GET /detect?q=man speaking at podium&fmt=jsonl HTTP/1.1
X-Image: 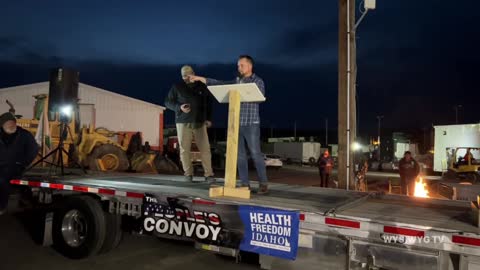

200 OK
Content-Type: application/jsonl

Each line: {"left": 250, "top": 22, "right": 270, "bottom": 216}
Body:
{"left": 189, "top": 55, "right": 268, "bottom": 194}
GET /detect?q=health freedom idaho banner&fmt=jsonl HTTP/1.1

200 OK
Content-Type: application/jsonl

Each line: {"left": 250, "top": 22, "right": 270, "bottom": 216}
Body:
{"left": 239, "top": 206, "right": 300, "bottom": 260}
{"left": 142, "top": 193, "right": 300, "bottom": 260}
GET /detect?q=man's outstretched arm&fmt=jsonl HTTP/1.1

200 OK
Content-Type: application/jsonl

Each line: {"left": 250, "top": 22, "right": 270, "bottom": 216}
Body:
{"left": 189, "top": 75, "right": 235, "bottom": 86}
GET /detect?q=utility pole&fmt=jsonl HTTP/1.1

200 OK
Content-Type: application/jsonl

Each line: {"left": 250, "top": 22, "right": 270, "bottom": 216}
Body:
{"left": 338, "top": 0, "right": 356, "bottom": 190}
{"left": 376, "top": 115, "right": 383, "bottom": 161}
{"left": 454, "top": 105, "right": 462, "bottom": 124}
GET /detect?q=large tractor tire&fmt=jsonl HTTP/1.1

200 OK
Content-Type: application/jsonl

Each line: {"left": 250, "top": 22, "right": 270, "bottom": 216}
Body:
{"left": 154, "top": 155, "right": 181, "bottom": 174}
{"left": 52, "top": 196, "right": 107, "bottom": 259}
{"left": 442, "top": 170, "right": 457, "bottom": 181}
{"left": 88, "top": 144, "right": 129, "bottom": 172}
{"left": 465, "top": 172, "right": 480, "bottom": 183}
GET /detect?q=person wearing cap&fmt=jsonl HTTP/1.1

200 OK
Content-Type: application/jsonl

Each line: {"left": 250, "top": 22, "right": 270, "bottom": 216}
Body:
{"left": 398, "top": 151, "right": 420, "bottom": 196}
{"left": 164, "top": 65, "right": 215, "bottom": 183}
{"left": 317, "top": 150, "right": 334, "bottom": 188}
{"left": 188, "top": 55, "right": 269, "bottom": 195}
{"left": 0, "top": 112, "right": 39, "bottom": 215}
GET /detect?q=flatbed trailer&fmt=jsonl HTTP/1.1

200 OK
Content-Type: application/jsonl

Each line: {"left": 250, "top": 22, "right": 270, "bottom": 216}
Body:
{"left": 9, "top": 173, "right": 480, "bottom": 270}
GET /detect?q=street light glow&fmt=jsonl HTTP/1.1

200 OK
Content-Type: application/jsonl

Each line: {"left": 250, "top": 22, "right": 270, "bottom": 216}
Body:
{"left": 352, "top": 142, "right": 362, "bottom": 151}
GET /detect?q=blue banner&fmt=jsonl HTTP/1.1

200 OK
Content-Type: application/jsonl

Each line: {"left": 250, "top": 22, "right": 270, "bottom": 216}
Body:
{"left": 239, "top": 205, "right": 300, "bottom": 260}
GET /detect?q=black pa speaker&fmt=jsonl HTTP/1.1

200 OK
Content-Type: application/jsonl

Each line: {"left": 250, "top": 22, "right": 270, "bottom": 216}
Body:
{"left": 48, "top": 68, "right": 79, "bottom": 110}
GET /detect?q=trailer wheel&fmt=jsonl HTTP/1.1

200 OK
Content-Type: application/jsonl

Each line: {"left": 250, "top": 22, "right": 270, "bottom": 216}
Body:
{"left": 99, "top": 212, "right": 123, "bottom": 254}
{"left": 88, "top": 144, "right": 129, "bottom": 172}
{"left": 52, "top": 196, "right": 106, "bottom": 259}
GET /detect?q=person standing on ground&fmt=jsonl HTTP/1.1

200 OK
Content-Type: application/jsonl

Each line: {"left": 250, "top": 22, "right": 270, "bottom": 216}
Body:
{"left": 165, "top": 65, "right": 215, "bottom": 183}
{"left": 0, "top": 112, "right": 39, "bottom": 215}
{"left": 398, "top": 151, "right": 420, "bottom": 196}
{"left": 318, "top": 150, "right": 334, "bottom": 188}
{"left": 188, "top": 55, "right": 268, "bottom": 194}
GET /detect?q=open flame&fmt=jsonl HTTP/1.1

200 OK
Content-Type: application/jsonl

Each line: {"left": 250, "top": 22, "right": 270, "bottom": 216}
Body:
{"left": 414, "top": 177, "right": 429, "bottom": 198}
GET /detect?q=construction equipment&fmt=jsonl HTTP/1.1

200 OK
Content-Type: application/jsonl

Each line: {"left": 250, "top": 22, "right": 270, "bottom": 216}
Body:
{"left": 444, "top": 147, "right": 480, "bottom": 182}
{"left": 434, "top": 124, "right": 480, "bottom": 173}
{"left": 9, "top": 93, "right": 156, "bottom": 173}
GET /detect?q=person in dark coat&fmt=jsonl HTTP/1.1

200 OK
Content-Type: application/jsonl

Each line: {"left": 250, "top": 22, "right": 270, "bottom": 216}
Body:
{"left": 398, "top": 151, "right": 420, "bottom": 196}
{"left": 0, "top": 112, "right": 39, "bottom": 215}
{"left": 165, "top": 65, "right": 214, "bottom": 183}
{"left": 318, "top": 150, "right": 334, "bottom": 188}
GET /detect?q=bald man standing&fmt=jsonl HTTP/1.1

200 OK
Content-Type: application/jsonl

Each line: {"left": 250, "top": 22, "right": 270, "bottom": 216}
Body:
{"left": 165, "top": 66, "right": 215, "bottom": 183}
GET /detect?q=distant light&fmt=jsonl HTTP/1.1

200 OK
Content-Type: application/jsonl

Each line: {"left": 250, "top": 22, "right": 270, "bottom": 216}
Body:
{"left": 352, "top": 142, "right": 362, "bottom": 151}
{"left": 60, "top": 105, "right": 72, "bottom": 117}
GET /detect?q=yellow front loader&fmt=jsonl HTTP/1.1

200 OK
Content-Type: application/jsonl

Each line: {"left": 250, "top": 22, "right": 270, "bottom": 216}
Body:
{"left": 11, "top": 95, "right": 154, "bottom": 173}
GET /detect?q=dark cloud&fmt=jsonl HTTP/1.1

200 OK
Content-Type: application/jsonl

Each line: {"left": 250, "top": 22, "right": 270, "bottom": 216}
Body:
{"left": 1, "top": 0, "right": 480, "bottom": 138}
{"left": 0, "top": 36, "right": 59, "bottom": 64}
{"left": 264, "top": 22, "right": 338, "bottom": 66}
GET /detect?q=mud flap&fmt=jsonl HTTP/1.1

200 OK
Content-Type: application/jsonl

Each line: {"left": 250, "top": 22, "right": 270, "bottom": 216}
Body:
{"left": 43, "top": 212, "right": 54, "bottom": 246}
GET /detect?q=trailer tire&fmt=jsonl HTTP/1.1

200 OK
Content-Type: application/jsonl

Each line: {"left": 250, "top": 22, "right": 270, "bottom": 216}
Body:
{"left": 99, "top": 212, "right": 123, "bottom": 254}
{"left": 309, "top": 157, "right": 316, "bottom": 166}
{"left": 52, "top": 196, "right": 107, "bottom": 259}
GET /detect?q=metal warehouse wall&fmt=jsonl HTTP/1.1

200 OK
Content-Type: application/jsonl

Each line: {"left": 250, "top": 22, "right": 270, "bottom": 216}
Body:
{"left": 0, "top": 82, "right": 164, "bottom": 148}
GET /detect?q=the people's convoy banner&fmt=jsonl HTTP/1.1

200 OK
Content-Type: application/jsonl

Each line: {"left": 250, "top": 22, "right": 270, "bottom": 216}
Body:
{"left": 142, "top": 193, "right": 300, "bottom": 260}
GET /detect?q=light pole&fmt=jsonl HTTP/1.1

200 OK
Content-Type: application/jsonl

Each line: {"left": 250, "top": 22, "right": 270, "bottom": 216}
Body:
{"left": 294, "top": 121, "right": 297, "bottom": 139}
{"left": 377, "top": 115, "right": 384, "bottom": 161}
{"left": 325, "top": 118, "right": 328, "bottom": 146}
{"left": 454, "top": 105, "right": 462, "bottom": 124}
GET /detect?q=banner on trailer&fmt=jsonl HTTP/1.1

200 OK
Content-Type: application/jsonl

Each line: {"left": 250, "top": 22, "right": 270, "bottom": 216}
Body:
{"left": 142, "top": 193, "right": 244, "bottom": 248}
{"left": 142, "top": 194, "right": 300, "bottom": 260}
{"left": 238, "top": 206, "right": 300, "bottom": 260}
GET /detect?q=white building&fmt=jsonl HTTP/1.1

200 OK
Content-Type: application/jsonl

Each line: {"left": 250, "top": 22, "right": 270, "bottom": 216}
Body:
{"left": 0, "top": 82, "right": 165, "bottom": 151}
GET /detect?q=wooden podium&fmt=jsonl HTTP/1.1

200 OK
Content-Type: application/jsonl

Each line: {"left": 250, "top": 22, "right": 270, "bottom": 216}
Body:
{"left": 207, "top": 83, "right": 266, "bottom": 199}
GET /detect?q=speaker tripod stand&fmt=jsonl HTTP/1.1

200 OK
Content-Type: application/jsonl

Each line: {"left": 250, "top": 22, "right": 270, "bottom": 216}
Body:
{"left": 28, "top": 121, "right": 86, "bottom": 177}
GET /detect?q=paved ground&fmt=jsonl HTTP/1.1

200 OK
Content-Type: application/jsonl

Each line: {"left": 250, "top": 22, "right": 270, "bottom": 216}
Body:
{"left": 0, "top": 166, "right": 430, "bottom": 269}
{"left": 0, "top": 212, "right": 259, "bottom": 270}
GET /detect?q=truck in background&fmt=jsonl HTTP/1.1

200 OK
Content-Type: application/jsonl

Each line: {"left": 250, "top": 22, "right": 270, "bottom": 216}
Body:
{"left": 273, "top": 142, "right": 322, "bottom": 165}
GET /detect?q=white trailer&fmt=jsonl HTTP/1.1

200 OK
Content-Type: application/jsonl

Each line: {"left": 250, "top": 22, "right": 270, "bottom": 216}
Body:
{"left": 273, "top": 142, "right": 322, "bottom": 164}
{"left": 434, "top": 124, "right": 480, "bottom": 172}
{"left": 8, "top": 172, "right": 480, "bottom": 269}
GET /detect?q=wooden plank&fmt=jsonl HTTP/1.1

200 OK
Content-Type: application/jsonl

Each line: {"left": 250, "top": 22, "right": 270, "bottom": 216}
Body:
{"left": 224, "top": 187, "right": 251, "bottom": 199}
{"left": 224, "top": 90, "right": 241, "bottom": 189}
{"left": 209, "top": 186, "right": 224, "bottom": 197}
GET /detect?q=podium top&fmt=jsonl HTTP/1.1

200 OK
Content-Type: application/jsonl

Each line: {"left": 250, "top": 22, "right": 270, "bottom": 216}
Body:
{"left": 207, "top": 83, "right": 266, "bottom": 103}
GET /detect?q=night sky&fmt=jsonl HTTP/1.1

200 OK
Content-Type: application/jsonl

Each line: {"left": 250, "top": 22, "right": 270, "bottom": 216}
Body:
{"left": 0, "top": 0, "right": 479, "bottom": 138}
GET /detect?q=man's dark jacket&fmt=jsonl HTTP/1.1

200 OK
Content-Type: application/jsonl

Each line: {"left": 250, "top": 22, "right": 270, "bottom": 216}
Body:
{"left": 164, "top": 81, "right": 212, "bottom": 124}
{"left": 318, "top": 155, "right": 334, "bottom": 174}
{"left": 0, "top": 127, "right": 39, "bottom": 178}
{"left": 399, "top": 157, "right": 420, "bottom": 180}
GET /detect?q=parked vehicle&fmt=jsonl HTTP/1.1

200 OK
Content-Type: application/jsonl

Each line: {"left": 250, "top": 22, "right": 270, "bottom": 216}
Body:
{"left": 264, "top": 154, "right": 283, "bottom": 169}
{"left": 273, "top": 142, "right": 321, "bottom": 165}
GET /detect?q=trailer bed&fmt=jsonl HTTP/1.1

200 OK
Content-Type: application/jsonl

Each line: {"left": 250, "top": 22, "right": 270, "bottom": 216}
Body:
{"left": 20, "top": 173, "right": 479, "bottom": 235}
